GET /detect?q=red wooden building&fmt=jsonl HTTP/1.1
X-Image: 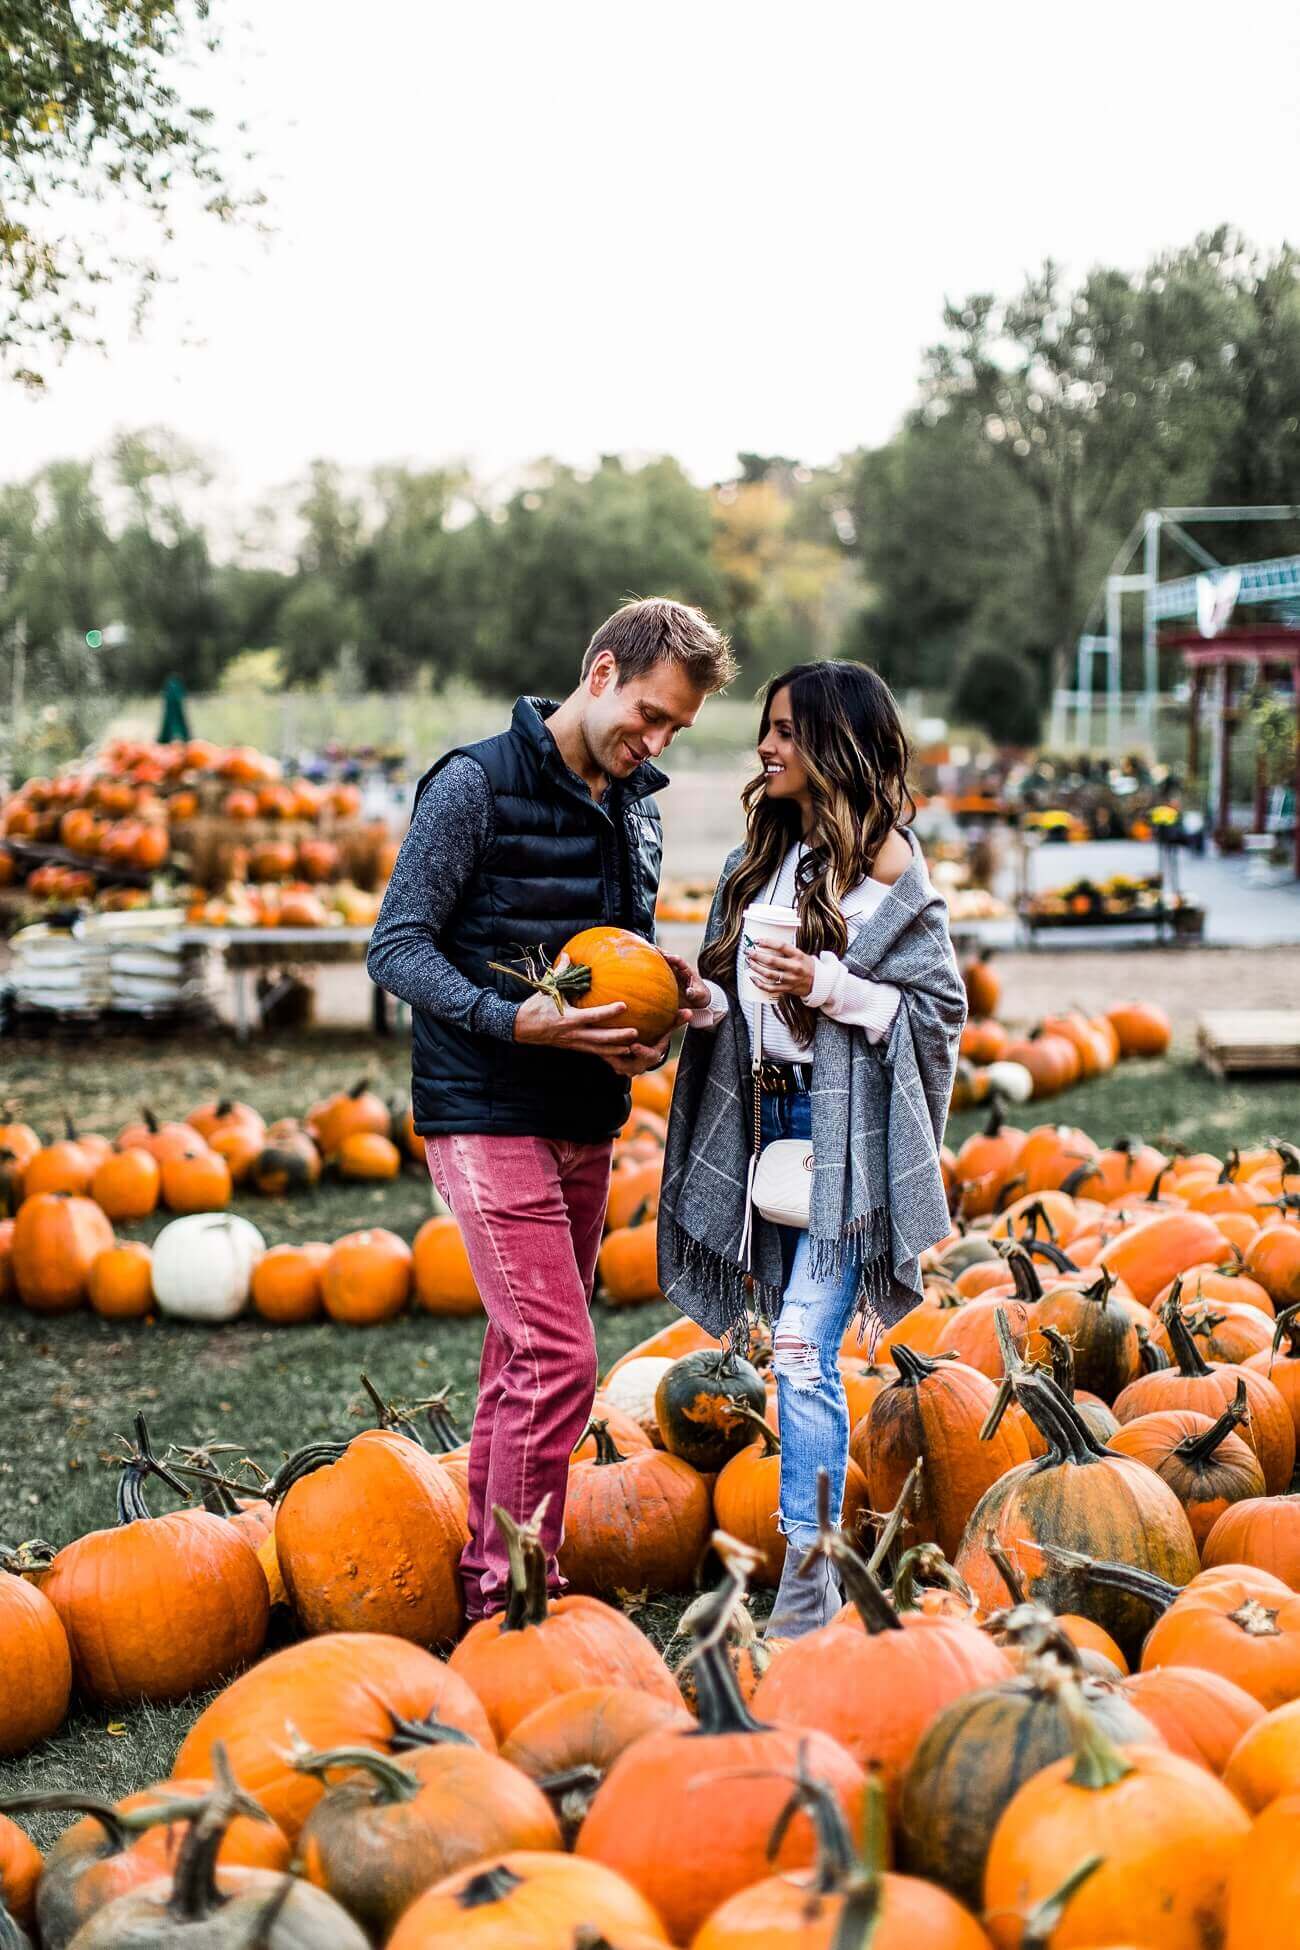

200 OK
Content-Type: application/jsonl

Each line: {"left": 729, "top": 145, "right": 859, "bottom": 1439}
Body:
{"left": 1161, "top": 625, "right": 1300, "bottom": 877}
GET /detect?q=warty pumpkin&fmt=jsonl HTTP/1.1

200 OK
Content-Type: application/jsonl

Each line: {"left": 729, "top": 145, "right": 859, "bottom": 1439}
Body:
{"left": 558, "top": 1420, "right": 710, "bottom": 1597}
{"left": 448, "top": 1505, "right": 681, "bottom": 1743}
{"left": 272, "top": 1427, "right": 467, "bottom": 1646}
{"left": 293, "top": 1740, "right": 561, "bottom": 1940}
{"left": 982, "top": 1683, "right": 1251, "bottom": 1950}
{"left": 39, "top": 1417, "right": 268, "bottom": 1707}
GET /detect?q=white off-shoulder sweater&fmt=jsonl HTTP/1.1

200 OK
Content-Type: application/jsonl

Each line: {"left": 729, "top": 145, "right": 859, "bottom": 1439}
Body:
{"left": 689, "top": 841, "right": 904, "bottom": 1061}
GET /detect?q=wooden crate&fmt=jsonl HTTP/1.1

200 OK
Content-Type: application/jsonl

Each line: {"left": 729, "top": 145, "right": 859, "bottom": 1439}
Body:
{"left": 1198, "top": 1011, "right": 1300, "bottom": 1078}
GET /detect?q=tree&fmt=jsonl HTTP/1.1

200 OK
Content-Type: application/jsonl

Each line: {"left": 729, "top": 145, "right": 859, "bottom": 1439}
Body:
{"left": 108, "top": 429, "right": 226, "bottom": 689}
{"left": 1, "top": 0, "right": 262, "bottom": 387}
{"left": 921, "top": 238, "right": 1243, "bottom": 687}
{"left": 951, "top": 647, "right": 1042, "bottom": 747}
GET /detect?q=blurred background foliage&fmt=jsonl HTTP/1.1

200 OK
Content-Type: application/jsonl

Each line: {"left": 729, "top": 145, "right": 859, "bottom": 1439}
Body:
{"left": 3, "top": 229, "right": 1299, "bottom": 749}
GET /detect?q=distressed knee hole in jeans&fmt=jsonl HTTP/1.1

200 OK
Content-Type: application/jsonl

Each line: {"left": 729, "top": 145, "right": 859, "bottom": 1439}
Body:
{"left": 773, "top": 1321, "right": 822, "bottom": 1392}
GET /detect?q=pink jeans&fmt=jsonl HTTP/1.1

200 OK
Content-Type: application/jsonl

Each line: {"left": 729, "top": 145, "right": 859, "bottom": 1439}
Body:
{"left": 424, "top": 1132, "right": 613, "bottom": 1618}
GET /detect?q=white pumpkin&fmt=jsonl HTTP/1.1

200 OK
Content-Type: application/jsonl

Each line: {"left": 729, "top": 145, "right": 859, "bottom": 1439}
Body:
{"left": 984, "top": 1059, "right": 1036, "bottom": 1105}
{"left": 151, "top": 1213, "right": 265, "bottom": 1322}
{"left": 601, "top": 1355, "right": 674, "bottom": 1446}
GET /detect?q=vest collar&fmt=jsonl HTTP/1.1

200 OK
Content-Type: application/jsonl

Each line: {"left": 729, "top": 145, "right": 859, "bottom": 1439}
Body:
{"left": 512, "top": 695, "right": 669, "bottom": 808}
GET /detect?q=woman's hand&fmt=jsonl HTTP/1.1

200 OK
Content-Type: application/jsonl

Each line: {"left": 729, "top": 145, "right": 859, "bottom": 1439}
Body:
{"left": 662, "top": 950, "right": 712, "bottom": 1012}
{"left": 746, "top": 940, "right": 817, "bottom": 999}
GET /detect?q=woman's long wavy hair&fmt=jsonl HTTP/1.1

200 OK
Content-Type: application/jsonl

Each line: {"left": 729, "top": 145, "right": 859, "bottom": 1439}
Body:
{"left": 700, "top": 660, "right": 915, "bottom": 1046}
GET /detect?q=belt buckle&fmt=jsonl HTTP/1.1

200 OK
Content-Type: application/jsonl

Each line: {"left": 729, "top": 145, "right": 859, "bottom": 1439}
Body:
{"left": 757, "top": 1060, "right": 788, "bottom": 1096}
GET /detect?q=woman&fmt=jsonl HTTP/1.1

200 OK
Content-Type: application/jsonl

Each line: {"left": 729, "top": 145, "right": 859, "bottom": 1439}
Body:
{"left": 658, "top": 661, "right": 966, "bottom": 1638}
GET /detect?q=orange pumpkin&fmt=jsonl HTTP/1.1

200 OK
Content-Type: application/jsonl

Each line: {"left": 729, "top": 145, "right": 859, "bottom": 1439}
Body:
{"left": 599, "top": 1222, "right": 664, "bottom": 1305}
{"left": 513, "top": 927, "right": 681, "bottom": 1045}
{"left": 250, "top": 1242, "right": 330, "bottom": 1324}
{"left": 90, "top": 1146, "right": 160, "bottom": 1222}
{"left": 1248, "top": 1225, "right": 1300, "bottom": 1309}
{"left": 321, "top": 1229, "right": 412, "bottom": 1324}
{"left": 87, "top": 1243, "right": 153, "bottom": 1321}
{"left": 307, "top": 1078, "right": 393, "bottom": 1156}
{"left": 412, "top": 1215, "right": 482, "bottom": 1316}
{"left": 159, "top": 1142, "right": 233, "bottom": 1215}
{"left": 12, "top": 1192, "right": 115, "bottom": 1314}
{"left": 1107, "top": 1000, "right": 1172, "bottom": 1057}
{"left": 335, "top": 1131, "right": 402, "bottom": 1180}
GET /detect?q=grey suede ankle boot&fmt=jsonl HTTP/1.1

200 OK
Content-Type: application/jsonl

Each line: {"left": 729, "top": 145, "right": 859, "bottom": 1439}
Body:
{"left": 763, "top": 1543, "right": 843, "bottom": 1639}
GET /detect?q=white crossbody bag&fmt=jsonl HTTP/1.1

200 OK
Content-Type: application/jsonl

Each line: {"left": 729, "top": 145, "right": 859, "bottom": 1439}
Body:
{"left": 738, "top": 938, "right": 813, "bottom": 1268}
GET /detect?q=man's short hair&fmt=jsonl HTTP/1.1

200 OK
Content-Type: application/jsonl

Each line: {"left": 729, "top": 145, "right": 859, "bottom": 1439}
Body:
{"left": 582, "top": 597, "right": 736, "bottom": 694}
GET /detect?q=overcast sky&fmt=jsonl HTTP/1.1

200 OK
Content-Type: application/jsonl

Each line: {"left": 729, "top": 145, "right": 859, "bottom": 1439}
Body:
{"left": 3, "top": 0, "right": 1299, "bottom": 514}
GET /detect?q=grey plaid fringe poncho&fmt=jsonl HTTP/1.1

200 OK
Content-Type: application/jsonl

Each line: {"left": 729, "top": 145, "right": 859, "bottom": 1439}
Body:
{"left": 657, "top": 828, "right": 966, "bottom": 1346}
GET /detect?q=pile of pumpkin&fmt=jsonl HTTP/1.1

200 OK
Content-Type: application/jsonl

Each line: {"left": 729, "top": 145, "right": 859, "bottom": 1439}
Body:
{"left": 0, "top": 1068, "right": 678, "bottom": 1324}
{"left": 6, "top": 1148, "right": 1300, "bottom": 1946}
{"left": 952, "top": 953, "right": 1173, "bottom": 1111}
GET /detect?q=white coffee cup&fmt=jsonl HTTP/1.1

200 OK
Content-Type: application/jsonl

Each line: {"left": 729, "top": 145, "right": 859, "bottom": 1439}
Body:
{"left": 738, "top": 902, "right": 800, "bottom": 1005}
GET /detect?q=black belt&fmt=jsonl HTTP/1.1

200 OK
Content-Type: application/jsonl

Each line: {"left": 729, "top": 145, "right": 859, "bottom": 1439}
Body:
{"left": 756, "top": 1058, "right": 811, "bottom": 1096}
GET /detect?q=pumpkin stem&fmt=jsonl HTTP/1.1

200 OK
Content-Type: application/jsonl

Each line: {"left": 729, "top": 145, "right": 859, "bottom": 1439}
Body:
{"left": 998, "top": 1241, "right": 1045, "bottom": 1305}
{"left": 167, "top": 1744, "right": 271, "bottom": 1922}
{"left": 1175, "top": 1378, "right": 1251, "bottom": 1466}
{"left": 1136, "top": 1322, "right": 1172, "bottom": 1373}
{"left": 1036, "top": 1540, "right": 1184, "bottom": 1615}
{"left": 992, "top": 1171, "right": 1028, "bottom": 1215}
{"left": 1220, "top": 1148, "right": 1242, "bottom": 1184}
{"left": 1021, "top": 1238, "right": 1081, "bottom": 1275}
{"left": 0, "top": 1792, "right": 131, "bottom": 1852}
{"left": 986, "top": 1531, "right": 1028, "bottom": 1604}
{"left": 1038, "top": 1325, "right": 1077, "bottom": 1400}
{"left": 0, "top": 1539, "right": 57, "bottom": 1577}
{"left": 116, "top": 1412, "right": 192, "bottom": 1525}
{"left": 579, "top": 1418, "right": 631, "bottom": 1467}
{"left": 359, "top": 1373, "right": 426, "bottom": 1447}
{"left": 1013, "top": 1371, "right": 1110, "bottom": 1466}
{"left": 980, "top": 1307, "right": 1036, "bottom": 1441}
{"left": 1020, "top": 1856, "right": 1106, "bottom": 1950}
{"left": 495, "top": 1500, "right": 554, "bottom": 1631}
{"left": 1059, "top": 1159, "right": 1102, "bottom": 1198}
{"left": 1269, "top": 1138, "right": 1300, "bottom": 1183}
{"left": 865, "top": 1457, "right": 923, "bottom": 1579}
{"left": 536, "top": 1764, "right": 604, "bottom": 1842}
{"left": 983, "top": 1600, "right": 1085, "bottom": 1672}
{"left": 247, "top": 1877, "right": 296, "bottom": 1949}
{"left": 290, "top": 1741, "right": 420, "bottom": 1803}
{"left": 1144, "top": 1160, "right": 1176, "bottom": 1203}
{"left": 1060, "top": 1682, "right": 1135, "bottom": 1790}
{"left": 801, "top": 1471, "right": 903, "bottom": 1636}
{"left": 982, "top": 1097, "right": 1007, "bottom": 1138}
{"left": 456, "top": 1864, "right": 525, "bottom": 1910}
{"left": 1080, "top": 1266, "right": 1118, "bottom": 1310}
{"left": 488, "top": 949, "right": 593, "bottom": 1012}
{"left": 680, "top": 1532, "right": 774, "bottom": 1735}
{"left": 388, "top": 1707, "right": 477, "bottom": 1751}
{"left": 763, "top": 1743, "right": 858, "bottom": 1893}
{"left": 891, "top": 1543, "right": 976, "bottom": 1616}
{"left": 422, "top": 1389, "right": 465, "bottom": 1453}
{"left": 721, "top": 1402, "right": 780, "bottom": 1456}
{"left": 265, "top": 1440, "right": 349, "bottom": 1504}
{"left": 1271, "top": 1304, "right": 1300, "bottom": 1362}
{"left": 888, "top": 1343, "right": 953, "bottom": 1387}
{"left": 1162, "top": 1285, "right": 1213, "bottom": 1378}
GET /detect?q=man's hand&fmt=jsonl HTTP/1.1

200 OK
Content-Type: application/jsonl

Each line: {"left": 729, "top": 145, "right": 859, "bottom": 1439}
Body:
{"left": 662, "top": 950, "right": 712, "bottom": 1012}
{"left": 602, "top": 1018, "right": 688, "bottom": 1077}
{"left": 513, "top": 989, "right": 640, "bottom": 1057}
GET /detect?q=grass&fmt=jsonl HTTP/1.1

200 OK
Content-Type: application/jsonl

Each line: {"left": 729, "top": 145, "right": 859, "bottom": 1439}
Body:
{"left": 2, "top": 1026, "right": 1295, "bottom": 1836}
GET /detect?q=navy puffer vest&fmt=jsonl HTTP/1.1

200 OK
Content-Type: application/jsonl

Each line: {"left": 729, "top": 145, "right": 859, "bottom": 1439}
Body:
{"left": 410, "top": 696, "right": 666, "bottom": 1142}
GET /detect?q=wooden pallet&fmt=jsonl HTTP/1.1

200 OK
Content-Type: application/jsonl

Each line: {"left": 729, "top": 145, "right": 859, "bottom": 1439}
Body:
{"left": 1198, "top": 1011, "right": 1300, "bottom": 1077}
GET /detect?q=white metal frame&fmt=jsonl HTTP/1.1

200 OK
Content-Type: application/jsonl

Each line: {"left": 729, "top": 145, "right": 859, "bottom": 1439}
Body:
{"left": 1074, "top": 505, "right": 1300, "bottom": 750}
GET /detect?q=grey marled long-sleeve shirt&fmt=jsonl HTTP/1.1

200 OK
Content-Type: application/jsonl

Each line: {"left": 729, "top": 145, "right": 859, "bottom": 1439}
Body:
{"left": 365, "top": 756, "right": 520, "bottom": 1042}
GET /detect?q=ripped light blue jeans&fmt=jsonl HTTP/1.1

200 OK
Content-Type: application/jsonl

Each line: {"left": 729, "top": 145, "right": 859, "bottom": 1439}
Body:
{"left": 761, "top": 1086, "right": 860, "bottom": 1560}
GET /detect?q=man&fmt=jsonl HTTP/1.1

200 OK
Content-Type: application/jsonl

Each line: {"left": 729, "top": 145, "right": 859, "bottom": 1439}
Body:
{"left": 367, "top": 597, "right": 733, "bottom": 1619}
